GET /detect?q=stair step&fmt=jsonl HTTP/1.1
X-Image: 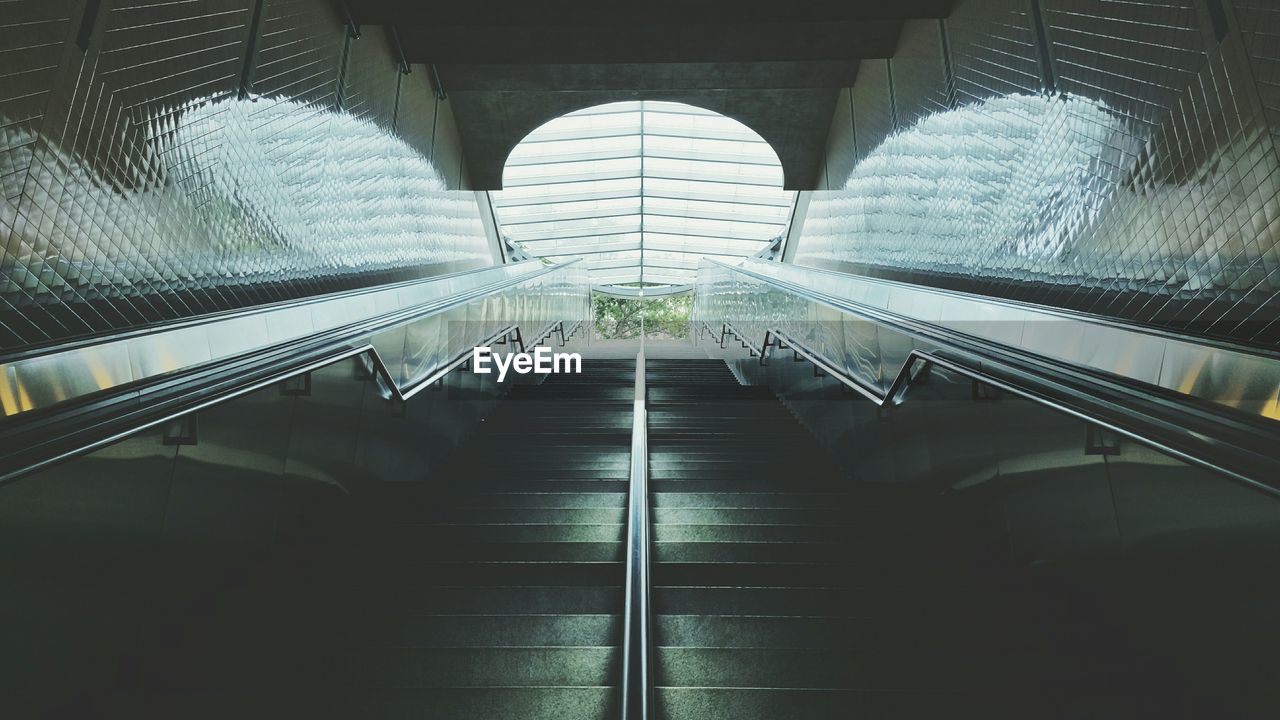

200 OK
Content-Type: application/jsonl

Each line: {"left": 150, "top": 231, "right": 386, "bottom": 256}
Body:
{"left": 652, "top": 492, "right": 860, "bottom": 510}
{"left": 351, "top": 586, "right": 623, "bottom": 615}
{"left": 395, "top": 508, "right": 626, "bottom": 524}
{"left": 390, "top": 524, "right": 624, "bottom": 543}
{"left": 344, "top": 614, "right": 620, "bottom": 648}
{"left": 339, "top": 647, "right": 619, "bottom": 687}
{"left": 654, "top": 615, "right": 869, "bottom": 648}
{"left": 654, "top": 688, "right": 965, "bottom": 720}
{"left": 331, "top": 687, "right": 617, "bottom": 720}
{"left": 652, "top": 541, "right": 855, "bottom": 563}
{"left": 403, "top": 480, "right": 630, "bottom": 495}
{"left": 652, "top": 523, "right": 862, "bottom": 543}
{"left": 651, "top": 479, "right": 848, "bottom": 492}
{"left": 649, "top": 467, "right": 837, "bottom": 482}
{"left": 653, "top": 586, "right": 877, "bottom": 617}
{"left": 654, "top": 647, "right": 868, "bottom": 689}
{"left": 449, "top": 468, "right": 630, "bottom": 479}
{"left": 392, "top": 541, "right": 624, "bottom": 562}
{"left": 371, "top": 561, "right": 623, "bottom": 586}
{"left": 652, "top": 562, "right": 864, "bottom": 588}
{"left": 652, "top": 509, "right": 860, "bottom": 526}
{"left": 428, "top": 493, "right": 628, "bottom": 509}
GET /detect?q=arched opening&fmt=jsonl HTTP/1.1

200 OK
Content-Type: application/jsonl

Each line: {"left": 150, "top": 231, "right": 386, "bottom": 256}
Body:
{"left": 492, "top": 101, "right": 795, "bottom": 295}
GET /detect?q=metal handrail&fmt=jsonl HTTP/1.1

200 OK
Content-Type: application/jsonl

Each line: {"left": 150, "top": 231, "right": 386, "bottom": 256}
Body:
{"left": 0, "top": 261, "right": 586, "bottom": 484}
{"left": 1, "top": 260, "right": 565, "bottom": 369}
{"left": 621, "top": 350, "right": 654, "bottom": 720}
{"left": 698, "top": 261, "right": 1280, "bottom": 497}
{"left": 367, "top": 319, "right": 578, "bottom": 403}
{"left": 0, "top": 318, "right": 581, "bottom": 488}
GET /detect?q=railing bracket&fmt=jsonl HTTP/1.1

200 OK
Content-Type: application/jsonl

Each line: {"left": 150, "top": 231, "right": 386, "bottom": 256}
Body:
{"left": 1086, "top": 425, "right": 1121, "bottom": 456}
{"left": 971, "top": 379, "right": 1001, "bottom": 402}
{"left": 280, "top": 372, "right": 312, "bottom": 396}
{"left": 162, "top": 414, "right": 199, "bottom": 446}
{"left": 353, "top": 355, "right": 375, "bottom": 380}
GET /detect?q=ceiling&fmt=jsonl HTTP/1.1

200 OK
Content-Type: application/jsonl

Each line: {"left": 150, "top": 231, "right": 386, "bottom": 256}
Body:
{"left": 491, "top": 101, "right": 794, "bottom": 290}
{"left": 348, "top": 1, "right": 956, "bottom": 190}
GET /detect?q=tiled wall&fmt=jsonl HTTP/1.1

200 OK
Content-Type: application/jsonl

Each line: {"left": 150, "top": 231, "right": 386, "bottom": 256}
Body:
{"left": 0, "top": 0, "right": 491, "bottom": 351}
{"left": 798, "top": 0, "right": 1280, "bottom": 348}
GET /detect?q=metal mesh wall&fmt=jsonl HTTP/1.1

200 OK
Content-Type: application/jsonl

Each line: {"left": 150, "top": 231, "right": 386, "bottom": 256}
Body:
{"left": 0, "top": 0, "right": 490, "bottom": 351}
{"left": 797, "top": 0, "right": 1280, "bottom": 348}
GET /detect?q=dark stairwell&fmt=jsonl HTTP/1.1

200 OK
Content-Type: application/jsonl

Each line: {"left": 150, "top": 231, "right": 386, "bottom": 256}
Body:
{"left": 328, "top": 359, "right": 637, "bottom": 717}
{"left": 0, "top": 353, "right": 1271, "bottom": 718}
{"left": 644, "top": 358, "right": 1218, "bottom": 718}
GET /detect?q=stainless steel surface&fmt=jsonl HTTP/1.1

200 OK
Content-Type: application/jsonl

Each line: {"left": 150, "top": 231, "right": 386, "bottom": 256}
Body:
{"left": 1, "top": 260, "right": 590, "bottom": 418}
{"left": 3, "top": 342, "right": 133, "bottom": 413}
{"left": 698, "top": 258, "right": 1280, "bottom": 421}
{"left": 621, "top": 351, "right": 653, "bottom": 720}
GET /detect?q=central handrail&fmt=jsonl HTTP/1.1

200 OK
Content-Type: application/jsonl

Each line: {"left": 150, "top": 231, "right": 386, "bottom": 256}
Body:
{"left": 621, "top": 351, "right": 653, "bottom": 720}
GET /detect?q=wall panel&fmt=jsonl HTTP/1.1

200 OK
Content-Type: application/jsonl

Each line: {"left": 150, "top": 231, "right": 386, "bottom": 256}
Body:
{"left": 890, "top": 20, "right": 949, "bottom": 128}
{"left": 823, "top": 88, "right": 856, "bottom": 188}
{"left": 850, "top": 60, "right": 895, "bottom": 163}
{"left": 945, "top": 0, "right": 1042, "bottom": 103}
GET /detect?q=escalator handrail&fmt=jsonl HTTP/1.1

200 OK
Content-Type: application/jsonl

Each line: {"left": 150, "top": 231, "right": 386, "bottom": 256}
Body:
{"left": 0, "top": 259, "right": 585, "bottom": 484}
{"left": 698, "top": 259, "right": 1280, "bottom": 497}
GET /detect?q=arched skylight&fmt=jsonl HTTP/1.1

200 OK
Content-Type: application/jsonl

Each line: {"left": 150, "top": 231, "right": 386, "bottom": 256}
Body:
{"left": 493, "top": 101, "right": 795, "bottom": 292}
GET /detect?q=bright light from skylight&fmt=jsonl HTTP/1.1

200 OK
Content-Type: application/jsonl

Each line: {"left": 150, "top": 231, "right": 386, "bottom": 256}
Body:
{"left": 493, "top": 101, "right": 795, "bottom": 292}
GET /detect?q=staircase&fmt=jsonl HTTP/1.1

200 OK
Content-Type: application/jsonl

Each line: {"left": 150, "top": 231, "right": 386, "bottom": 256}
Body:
{"left": 333, "top": 360, "right": 636, "bottom": 719}
{"left": 645, "top": 359, "right": 873, "bottom": 718}
{"left": 328, "top": 355, "right": 1204, "bottom": 718}
{"left": 643, "top": 358, "right": 1210, "bottom": 718}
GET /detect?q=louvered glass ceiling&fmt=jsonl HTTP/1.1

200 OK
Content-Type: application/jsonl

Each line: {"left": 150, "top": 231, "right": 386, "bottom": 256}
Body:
{"left": 492, "top": 101, "right": 795, "bottom": 292}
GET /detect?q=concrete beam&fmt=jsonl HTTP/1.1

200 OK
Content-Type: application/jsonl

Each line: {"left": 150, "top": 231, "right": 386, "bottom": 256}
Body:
{"left": 433, "top": 61, "right": 862, "bottom": 92}
{"left": 395, "top": 21, "right": 903, "bottom": 64}
{"left": 350, "top": 1, "right": 953, "bottom": 26}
